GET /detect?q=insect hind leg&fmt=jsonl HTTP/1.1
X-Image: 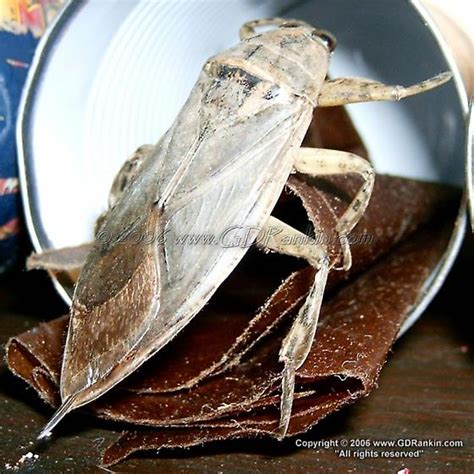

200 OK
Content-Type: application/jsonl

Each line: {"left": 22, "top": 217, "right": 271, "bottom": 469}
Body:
{"left": 257, "top": 215, "right": 330, "bottom": 438}
{"left": 257, "top": 145, "right": 375, "bottom": 436}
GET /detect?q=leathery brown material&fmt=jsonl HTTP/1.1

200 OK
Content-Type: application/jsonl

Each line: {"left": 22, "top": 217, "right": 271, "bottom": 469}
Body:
{"left": 99, "top": 221, "right": 453, "bottom": 467}
{"left": 5, "top": 105, "right": 460, "bottom": 466}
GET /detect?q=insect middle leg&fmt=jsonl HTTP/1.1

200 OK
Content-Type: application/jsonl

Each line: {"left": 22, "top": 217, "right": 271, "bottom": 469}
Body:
{"left": 294, "top": 147, "right": 375, "bottom": 271}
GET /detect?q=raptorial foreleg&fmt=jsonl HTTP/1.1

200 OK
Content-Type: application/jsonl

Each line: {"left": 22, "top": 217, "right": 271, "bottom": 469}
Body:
{"left": 318, "top": 72, "right": 451, "bottom": 107}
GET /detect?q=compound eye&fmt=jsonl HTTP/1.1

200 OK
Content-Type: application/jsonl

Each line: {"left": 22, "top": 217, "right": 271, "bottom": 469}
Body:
{"left": 312, "top": 29, "right": 337, "bottom": 52}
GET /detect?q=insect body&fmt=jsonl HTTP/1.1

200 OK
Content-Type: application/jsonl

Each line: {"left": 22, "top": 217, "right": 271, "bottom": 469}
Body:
{"left": 39, "top": 18, "right": 451, "bottom": 439}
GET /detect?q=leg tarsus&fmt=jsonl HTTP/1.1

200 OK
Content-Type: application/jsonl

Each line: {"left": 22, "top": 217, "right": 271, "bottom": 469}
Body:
{"left": 278, "top": 363, "right": 296, "bottom": 439}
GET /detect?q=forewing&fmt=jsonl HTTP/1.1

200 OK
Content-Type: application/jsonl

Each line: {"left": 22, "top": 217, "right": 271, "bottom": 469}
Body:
{"left": 61, "top": 66, "right": 311, "bottom": 408}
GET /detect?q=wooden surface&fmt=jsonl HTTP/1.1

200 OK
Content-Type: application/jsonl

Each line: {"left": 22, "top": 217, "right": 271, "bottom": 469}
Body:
{"left": 0, "top": 238, "right": 473, "bottom": 473}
